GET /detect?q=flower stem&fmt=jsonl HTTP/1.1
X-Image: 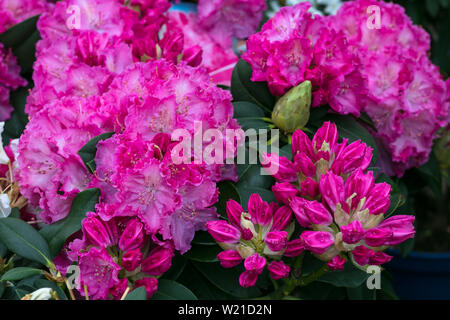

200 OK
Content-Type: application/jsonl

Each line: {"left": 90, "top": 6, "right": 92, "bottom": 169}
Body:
{"left": 297, "top": 264, "right": 329, "bottom": 287}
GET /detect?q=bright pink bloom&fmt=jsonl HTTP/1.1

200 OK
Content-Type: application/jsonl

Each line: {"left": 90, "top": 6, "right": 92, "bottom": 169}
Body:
{"left": 351, "top": 245, "right": 375, "bottom": 266}
{"left": 239, "top": 270, "right": 258, "bottom": 288}
{"left": 369, "top": 251, "right": 393, "bottom": 266}
{"left": 248, "top": 193, "right": 271, "bottom": 226}
{"left": 284, "top": 239, "right": 305, "bottom": 257}
{"left": 79, "top": 247, "right": 121, "bottom": 300}
{"left": 226, "top": 199, "right": 244, "bottom": 228}
{"left": 268, "top": 261, "right": 290, "bottom": 280}
{"left": 206, "top": 220, "right": 241, "bottom": 243}
{"left": 301, "top": 231, "right": 334, "bottom": 255}
{"left": 363, "top": 228, "right": 392, "bottom": 247}
{"left": 303, "top": 200, "right": 333, "bottom": 226}
{"left": 341, "top": 221, "right": 365, "bottom": 245}
{"left": 121, "top": 249, "right": 143, "bottom": 272}
{"left": 265, "top": 231, "right": 288, "bottom": 252}
{"left": 377, "top": 215, "right": 415, "bottom": 246}
{"left": 142, "top": 246, "right": 174, "bottom": 276}
{"left": 81, "top": 215, "right": 112, "bottom": 248}
{"left": 244, "top": 253, "right": 266, "bottom": 274}
{"left": 217, "top": 250, "right": 243, "bottom": 268}
{"left": 271, "top": 206, "right": 293, "bottom": 232}
{"left": 327, "top": 256, "right": 346, "bottom": 271}
{"left": 272, "top": 182, "right": 299, "bottom": 205}
{"left": 118, "top": 219, "right": 144, "bottom": 252}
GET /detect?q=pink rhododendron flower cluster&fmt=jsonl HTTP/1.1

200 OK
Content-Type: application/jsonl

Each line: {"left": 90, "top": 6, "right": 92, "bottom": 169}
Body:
{"left": 60, "top": 214, "right": 171, "bottom": 300}
{"left": 207, "top": 194, "right": 295, "bottom": 287}
{"left": 242, "top": 2, "right": 365, "bottom": 116}
{"left": 0, "top": 0, "right": 51, "bottom": 33}
{"left": 198, "top": 0, "right": 266, "bottom": 48}
{"left": 243, "top": 0, "right": 449, "bottom": 176}
{"left": 19, "top": 59, "right": 239, "bottom": 298}
{"left": 26, "top": 0, "right": 240, "bottom": 116}
{"left": 0, "top": 43, "right": 26, "bottom": 121}
{"left": 266, "top": 122, "right": 415, "bottom": 270}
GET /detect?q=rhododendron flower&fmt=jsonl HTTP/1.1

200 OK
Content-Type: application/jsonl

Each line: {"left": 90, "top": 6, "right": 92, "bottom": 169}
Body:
{"left": 207, "top": 194, "right": 295, "bottom": 287}
{"left": 242, "top": 2, "right": 365, "bottom": 116}
{"left": 198, "top": 0, "right": 266, "bottom": 47}
{"left": 0, "top": 0, "right": 51, "bottom": 33}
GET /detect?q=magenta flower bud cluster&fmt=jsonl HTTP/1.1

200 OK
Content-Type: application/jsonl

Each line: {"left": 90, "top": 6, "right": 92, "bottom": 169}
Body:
{"left": 267, "top": 122, "right": 415, "bottom": 270}
{"left": 207, "top": 194, "right": 294, "bottom": 287}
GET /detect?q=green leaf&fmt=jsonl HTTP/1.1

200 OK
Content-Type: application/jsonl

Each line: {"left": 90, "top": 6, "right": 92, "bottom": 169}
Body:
{"left": 33, "top": 279, "right": 68, "bottom": 300}
{"left": 184, "top": 244, "right": 221, "bottom": 263}
{"left": 40, "top": 188, "right": 101, "bottom": 258}
{"left": 236, "top": 164, "right": 274, "bottom": 190}
{"left": 12, "top": 30, "right": 41, "bottom": 75}
{"left": 1, "top": 267, "right": 43, "bottom": 281}
{"left": 77, "top": 132, "right": 115, "bottom": 173}
{"left": 124, "top": 286, "right": 147, "bottom": 300}
{"left": 426, "top": 0, "right": 439, "bottom": 16}
{"left": 215, "top": 181, "right": 241, "bottom": 218}
{"left": 323, "top": 114, "right": 379, "bottom": 166}
{"left": 191, "top": 261, "right": 261, "bottom": 298}
{"left": 161, "top": 253, "right": 187, "bottom": 281}
{"left": 318, "top": 263, "right": 369, "bottom": 288}
{"left": 0, "top": 15, "right": 40, "bottom": 49}
{"left": 2, "top": 85, "right": 31, "bottom": 145}
{"left": 376, "top": 174, "right": 406, "bottom": 218}
{"left": 231, "top": 59, "right": 275, "bottom": 113}
{"left": 0, "top": 282, "right": 5, "bottom": 298}
{"left": 151, "top": 279, "right": 197, "bottom": 300}
{"left": 0, "top": 241, "right": 7, "bottom": 258}
{"left": 0, "top": 218, "right": 53, "bottom": 267}
{"left": 236, "top": 118, "right": 270, "bottom": 131}
{"left": 232, "top": 101, "right": 265, "bottom": 118}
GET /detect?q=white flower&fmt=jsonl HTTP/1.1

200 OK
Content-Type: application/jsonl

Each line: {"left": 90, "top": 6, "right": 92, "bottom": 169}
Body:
{"left": 29, "top": 288, "right": 54, "bottom": 300}
{"left": 0, "top": 193, "right": 11, "bottom": 218}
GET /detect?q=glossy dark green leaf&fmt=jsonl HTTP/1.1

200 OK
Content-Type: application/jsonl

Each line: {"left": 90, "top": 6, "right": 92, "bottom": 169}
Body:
{"left": 40, "top": 188, "right": 101, "bottom": 258}
{"left": 124, "top": 286, "right": 147, "bottom": 300}
{"left": 1, "top": 267, "right": 43, "bottom": 281}
{"left": 191, "top": 261, "right": 261, "bottom": 298}
{"left": 236, "top": 164, "right": 274, "bottom": 190}
{"left": 0, "top": 15, "right": 39, "bottom": 49}
{"left": 231, "top": 60, "right": 275, "bottom": 113}
{"left": 2, "top": 85, "right": 31, "bottom": 145}
{"left": 215, "top": 181, "right": 241, "bottom": 218}
{"left": 151, "top": 279, "right": 197, "bottom": 300}
{"left": 232, "top": 101, "right": 265, "bottom": 118}
{"left": 0, "top": 218, "right": 52, "bottom": 267}
{"left": 184, "top": 244, "right": 221, "bottom": 263}
{"left": 318, "top": 263, "right": 369, "bottom": 288}
{"left": 77, "top": 132, "right": 115, "bottom": 173}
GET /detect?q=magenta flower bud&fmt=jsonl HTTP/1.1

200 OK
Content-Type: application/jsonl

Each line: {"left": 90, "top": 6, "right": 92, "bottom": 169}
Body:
{"left": 82, "top": 215, "right": 112, "bottom": 248}
{"left": 301, "top": 231, "right": 334, "bottom": 255}
{"left": 344, "top": 169, "right": 374, "bottom": 210}
{"left": 272, "top": 182, "right": 299, "bottom": 205}
{"left": 327, "top": 255, "right": 346, "bottom": 271}
{"left": 206, "top": 220, "right": 241, "bottom": 243}
{"left": 284, "top": 238, "right": 305, "bottom": 257}
{"left": 312, "top": 121, "right": 338, "bottom": 154}
{"left": 290, "top": 197, "right": 312, "bottom": 228}
{"left": 262, "top": 153, "right": 297, "bottom": 183}
{"left": 294, "top": 152, "right": 316, "bottom": 177}
{"left": 241, "top": 228, "right": 254, "bottom": 241}
{"left": 351, "top": 245, "right": 375, "bottom": 266}
{"left": 271, "top": 206, "right": 293, "bottom": 231}
{"left": 369, "top": 251, "right": 393, "bottom": 265}
{"left": 226, "top": 199, "right": 244, "bottom": 228}
{"left": 135, "top": 278, "right": 158, "bottom": 299}
{"left": 217, "top": 250, "right": 243, "bottom": 268}
{"left": 341, "top": 220, "right": 365, "bottom": 244}
{"left": 363, "top": 228, "right": 392, "bottom": 247}
{"left": 319, "top": 172, "right": 344, "bottom": 212}
{"left": 121, "top": 248, "right": 143, "bottom": 272}
{"left": 239, "top": 270, "right": 258, "bottom": 288}
{"left": 291, "top": 129, "right": 314, "bottom": 158}
{"left": 119, "top": 219, "right": 144, "bottom": 251}
{"left": 377, "top": 215, "right": 415, "bottom": 245}
{"left": 337, "top": 140, "right": 373, "bottom": 174}
{"left": 244, "top": 253, "right": 266, "bottom": 274}
{"left": 265, "top": 231, "right": 288, "bottom": 252}
{"left": 248, "top": 193, "right": 272, "bottom": 226}
{"left": 182, "top": 45, "right": 203, "bottom": 67}
{"left": 303, "top": 200, "right": 333, "bottom": 226}
{"left": 364, "top": 182, "right": 391, "bottom": 215}
{"left": 268, "top": 261, "right": 291, "bottom": 280}
{"left": 300, "top": 177, "right": 319, "bottom": 198}
{"left": 142, "top": 246, "right": 174, "bottom": 276}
